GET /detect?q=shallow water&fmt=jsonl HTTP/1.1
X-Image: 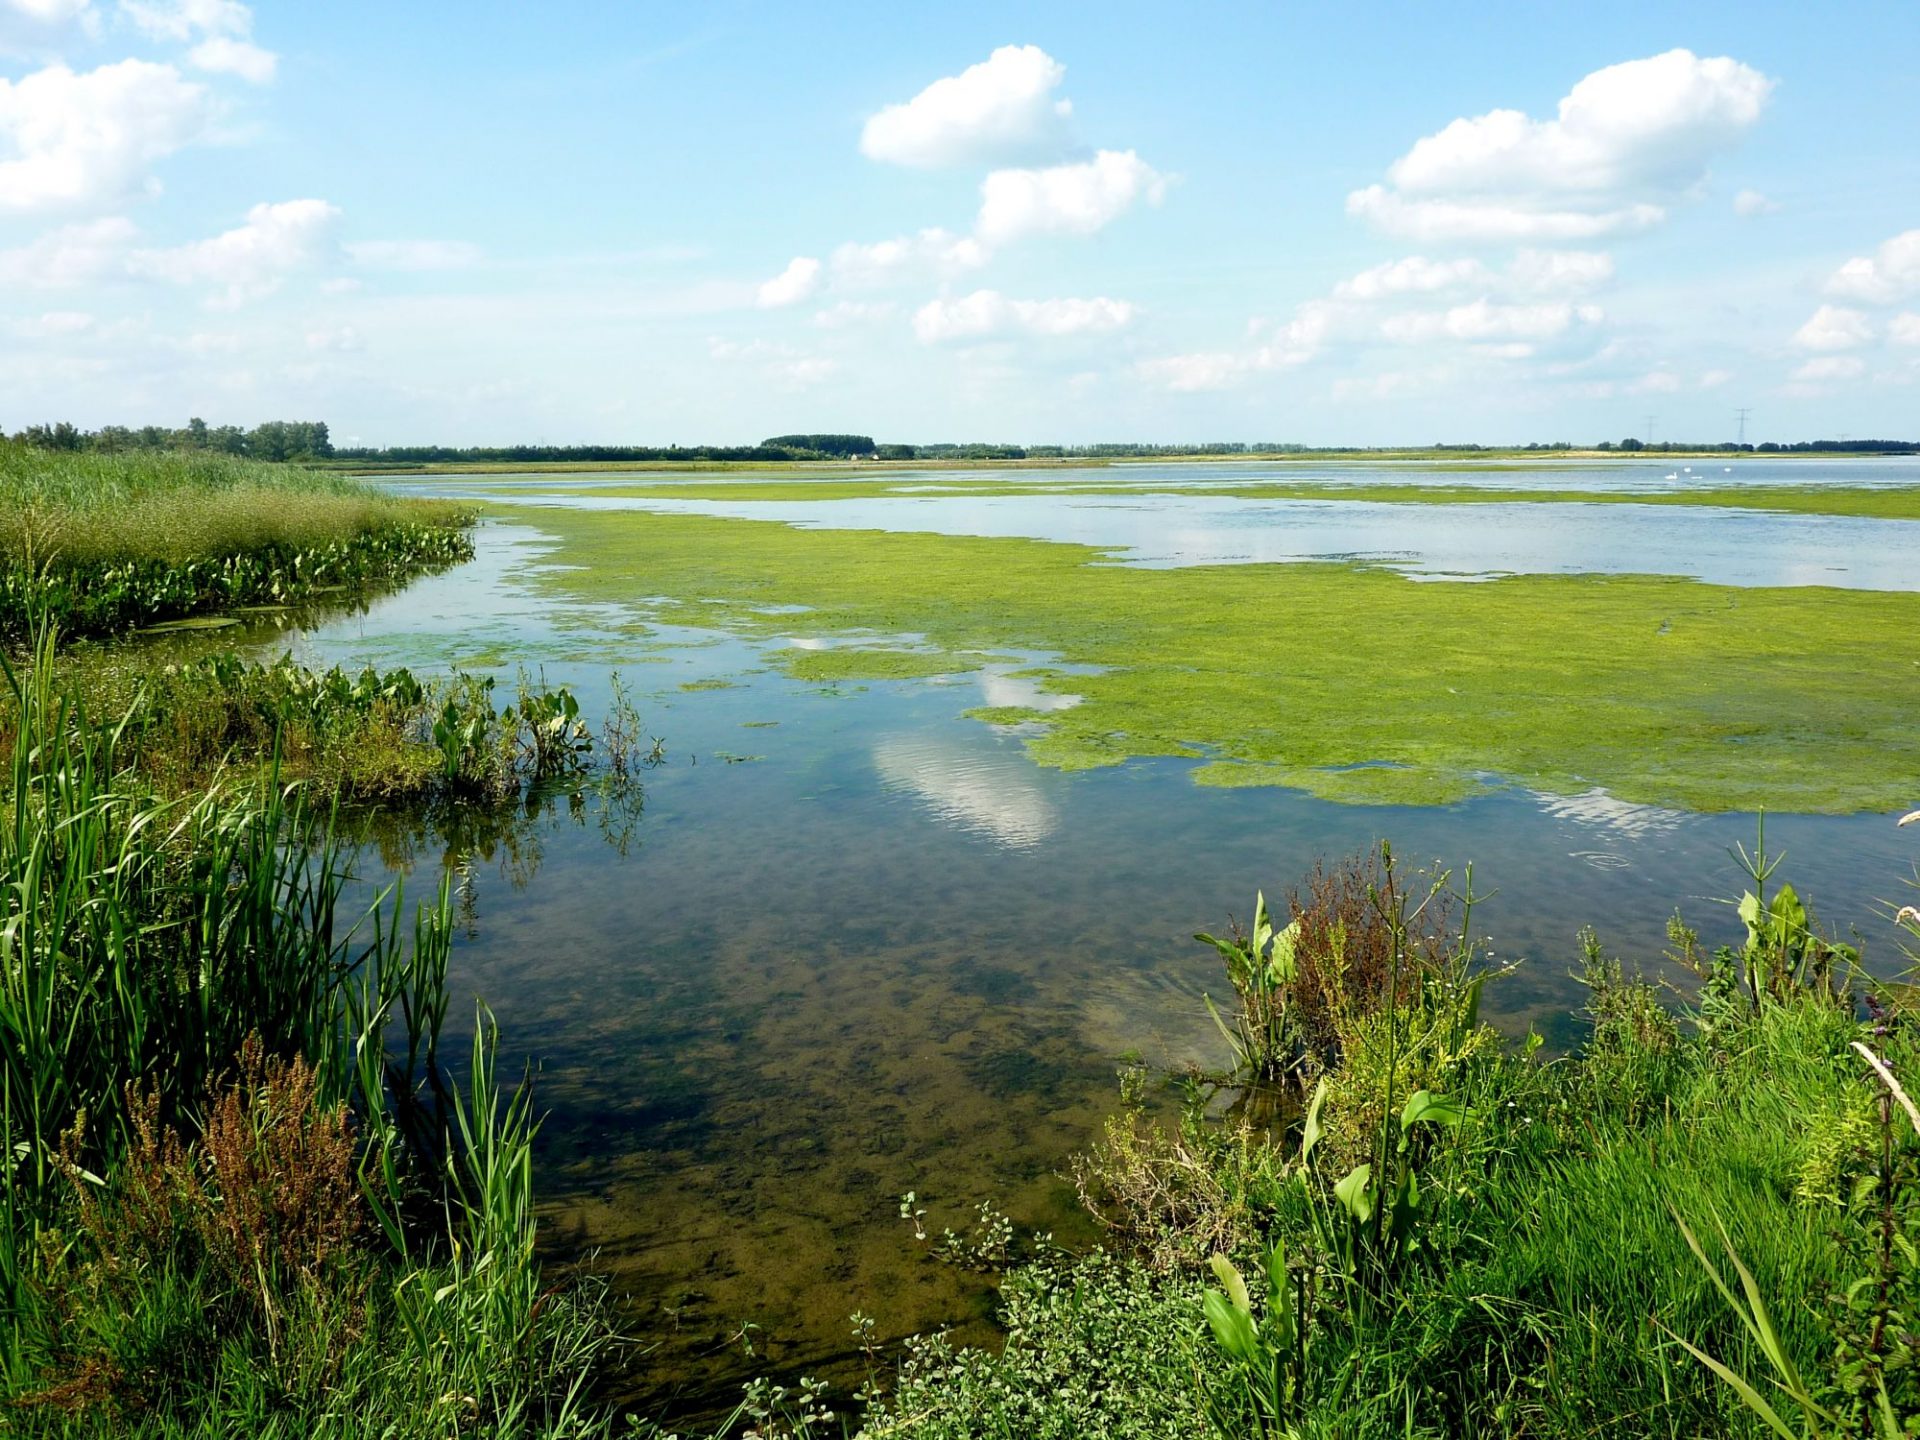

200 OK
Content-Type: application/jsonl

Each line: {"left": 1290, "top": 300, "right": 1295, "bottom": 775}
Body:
{"left": 398, "top": 455, "right": 1920, "bottom": 590}
{"left": 401, "top": 453, "right": 1920, "bottom": 495}
{"left": 204, "top": 468, "right": 1920, "bottom": 1416}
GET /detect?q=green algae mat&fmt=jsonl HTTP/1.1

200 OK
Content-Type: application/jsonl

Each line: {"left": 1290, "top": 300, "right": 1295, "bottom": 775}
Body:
{"left": 516, "top": 506, "right": 1920, "bottom": 813}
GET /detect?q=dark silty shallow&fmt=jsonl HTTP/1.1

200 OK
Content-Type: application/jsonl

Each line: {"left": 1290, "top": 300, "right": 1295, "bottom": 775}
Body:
{"left": 172, "top": 462, "right": 1920, "bottom": 1417}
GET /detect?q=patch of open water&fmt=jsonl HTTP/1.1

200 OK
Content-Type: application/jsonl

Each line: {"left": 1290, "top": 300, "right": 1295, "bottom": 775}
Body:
{"left": 395, "top": 455, "right": 1920, "bottom": 591}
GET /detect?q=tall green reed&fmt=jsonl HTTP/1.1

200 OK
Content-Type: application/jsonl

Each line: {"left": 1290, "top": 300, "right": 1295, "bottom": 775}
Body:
{"left": 2, "top": 623, "right": 621, "bottom": 1433}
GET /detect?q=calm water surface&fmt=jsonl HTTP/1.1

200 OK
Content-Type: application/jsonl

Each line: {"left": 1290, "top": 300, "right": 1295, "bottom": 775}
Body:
{"left": 399, "top": 455, "right": 1920, "bottom": 590}
{"left": 221, "top": 462, "right": 1918, "bottom": 1414}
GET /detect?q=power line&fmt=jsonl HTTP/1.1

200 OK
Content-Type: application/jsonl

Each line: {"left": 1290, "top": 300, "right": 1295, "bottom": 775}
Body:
{"left": 1734, "top": 407, "right": 1751, "bottom": 445}
{"left": 1644, "top": 415, "right": 1657, "bottom": 445}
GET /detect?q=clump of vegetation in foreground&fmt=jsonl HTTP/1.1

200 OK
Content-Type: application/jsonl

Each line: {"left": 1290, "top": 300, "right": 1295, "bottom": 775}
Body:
{"left": 0, "top": 441, "right": 474, "bottom": 642}
{"left": 783, "top": 837, "right": 1919, "bottom": 1440}
{"left": 0, "top": 636, "right": 627, "bottom": 1437}
{"left": 9, "top": 648, "right": 660, "bottom": 807}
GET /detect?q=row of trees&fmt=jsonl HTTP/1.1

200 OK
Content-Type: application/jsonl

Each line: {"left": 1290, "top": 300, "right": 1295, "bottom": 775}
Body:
{"left": 762, "top": 433, "right": 876, "bottom": 457}
{"left": 333, "top": 442, "right": 862, "bottom": 464}
{"left": 1598, "top": 438, "right": 1917, "bottom": 454}
{"left": 12, "top": 423, "right": 1914, "bottom": 465}
{"left": 9, "top": 419, "right": 334, "bottom": 461}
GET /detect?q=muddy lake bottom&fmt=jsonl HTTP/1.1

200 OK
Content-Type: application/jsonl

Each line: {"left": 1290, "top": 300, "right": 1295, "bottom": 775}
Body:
{"left": 169, "top": 462, "right": 1920, "bottom": 1418}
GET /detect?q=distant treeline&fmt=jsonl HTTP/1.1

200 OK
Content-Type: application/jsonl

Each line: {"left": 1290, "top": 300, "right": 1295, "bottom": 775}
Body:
{"left": 333, "top": 443, "right": 852, "bottom": 464}
{"left": 1596, "top": 438, "right": 1918, "bottom": 455}
{"left": 9, "top": 421, "right": 1914, "bottom": 465}
{"left": 9, "top": 418, "right": 334, "bottom": 462}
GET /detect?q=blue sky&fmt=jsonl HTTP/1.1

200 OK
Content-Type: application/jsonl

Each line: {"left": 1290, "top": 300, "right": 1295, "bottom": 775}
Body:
{"left": 2, "top": 1, "right": 1916, "bottom": 446}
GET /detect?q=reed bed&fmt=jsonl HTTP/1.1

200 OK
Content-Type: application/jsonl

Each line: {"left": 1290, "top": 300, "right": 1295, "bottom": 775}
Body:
{"left": 0, "top": 442, "right": 473, "bottom": 641}
{"left": 0, "top": 633, "right": 620, "bottom": 1435}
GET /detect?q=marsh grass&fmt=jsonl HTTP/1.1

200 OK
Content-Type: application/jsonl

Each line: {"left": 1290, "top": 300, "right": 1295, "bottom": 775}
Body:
{"left": 877, "top": 845, "right": 1913, "bottom": 1440}
{"left": 0, "top": 647, "right": 640, "bottom": 816}
{"left": 0, "top": 632, "right": 623, "bottom": 1436}
{"left": 0, "top": 442, "right": 474, "bottom": 640}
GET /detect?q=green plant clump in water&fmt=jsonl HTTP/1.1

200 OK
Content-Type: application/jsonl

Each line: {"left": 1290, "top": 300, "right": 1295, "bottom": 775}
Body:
{"left": 4, "top": 650, "right": 635, "bottom": 807}
{"left": 781, "top": 646, "right": 985, "bottom": 683}
{"left": 0, "top": 441, "right": 475, "bottom": 641}
{"left": 509, "top": 507, "right": 1920, "bottom": 811}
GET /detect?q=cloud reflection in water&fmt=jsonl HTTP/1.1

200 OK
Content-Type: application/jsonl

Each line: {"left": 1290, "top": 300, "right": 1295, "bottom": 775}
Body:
{"left": 872, "top": 732, "right": 1059, "bottom": 850}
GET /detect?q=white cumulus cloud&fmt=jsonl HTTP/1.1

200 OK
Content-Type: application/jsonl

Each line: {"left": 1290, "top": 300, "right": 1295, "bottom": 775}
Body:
{"left": 975, "top": 148, "right": 1168, "bottom": 245}
{"left": 122, "top": 1, "right": 278, "bottom": 84}
{"left": 0, "top": 0, "right": 98, "bottom": 53}
{"left": 1825, "top": 229, "right": 1920, "bottom": 305}
{"left": 131, "top": 197, "right": 340, "bottom": 305}
{"left": 755, "top": 255, "right": 820, "bottom": 308}
{"left": 1350, "top": 49, "right": 1771, "bottom": 242}
{"left": 1136, "top": 305, "right": 1331, "bottom": 391}
{"left": 6, "top": 0, "right": 93, "bottom": 21}
{"left": 188, "top": 35, "right": 275, "bottom": 83}
{"left": 912, "top": 289, "right": 1135, "bottom": 343}
{"left": 1508, "top": 248, "right": 1614, "bottom": 294}
{"left": 1733, "top": 188, "right": 1779, "bottom": 216}
{"left": 860, "top": 44, "right": 1073, "bottom": 169}
{"left": 1333, "top": 255, "right": 1488, "bottom": 301}
{"left": 1890, "top": 313, "right": 1920, "bottom": 347}
{"left": 0, "top": 59, "right": 211, "bottom": 213}
{"left": 0, "top": 213, "right": 137, "bottom": 284}
{"left": 1380, "top": 299, "right": 1602, "bottom": 344}
{"left": 1792, "top": 304, "right": 1874, "bottom": 352}
{"left": 830, "top": 227, "right": 987, "bottom": 286}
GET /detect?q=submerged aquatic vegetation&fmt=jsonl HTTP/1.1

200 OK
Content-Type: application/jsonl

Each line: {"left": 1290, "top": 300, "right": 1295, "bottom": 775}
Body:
{"left": 506, "top": 506, "right": 1920, "bottom": 811}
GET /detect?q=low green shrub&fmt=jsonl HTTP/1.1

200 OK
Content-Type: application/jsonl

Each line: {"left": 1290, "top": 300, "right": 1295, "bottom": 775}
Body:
{"left": 861, "top": 837, "right": 1911, "bottom": 1440}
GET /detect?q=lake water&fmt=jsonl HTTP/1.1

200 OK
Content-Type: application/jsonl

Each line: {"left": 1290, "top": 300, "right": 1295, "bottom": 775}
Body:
{"left": 398, "top": 455, "right": 1920, "bottom": 589}
{"left": 210, "top": 458, "right": 1919, "bottom": 1416}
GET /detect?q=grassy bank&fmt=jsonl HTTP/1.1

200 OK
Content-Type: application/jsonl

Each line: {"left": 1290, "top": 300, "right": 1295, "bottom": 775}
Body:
{"left": 0, "top": 443, "right": 474, "bottom": 641}
{"left": 0, "top": 636, "right": 628, "bottom": 1437}
{"left": 824, "top": 841, "right": 1920, "bottom": 1439}
{"left": 506, "top": 506, "right": 1919, "bottom": 811}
